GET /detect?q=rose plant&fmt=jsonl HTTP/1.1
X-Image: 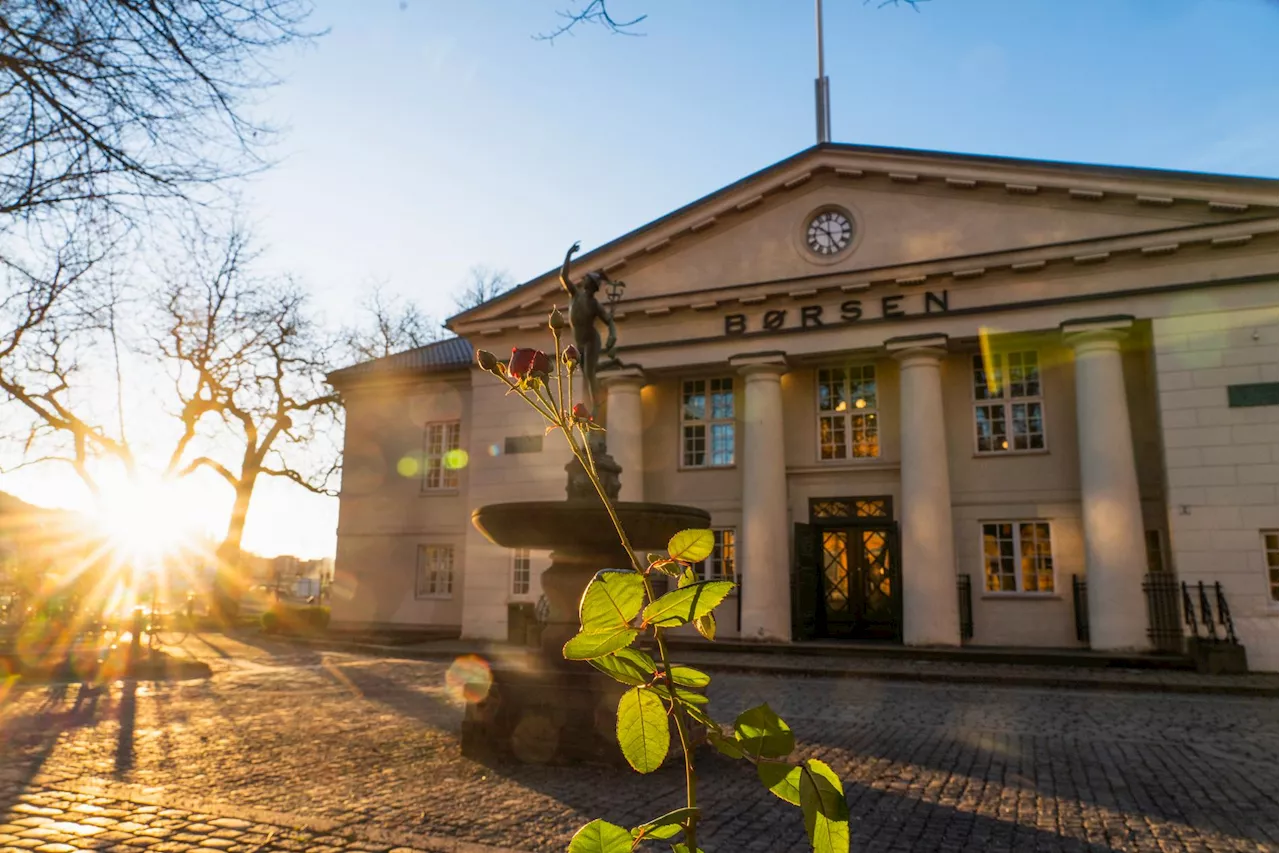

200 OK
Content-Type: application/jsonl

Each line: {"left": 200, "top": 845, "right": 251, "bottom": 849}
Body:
{"left": 476, "top": 307, "right": 850, "bottom": 853}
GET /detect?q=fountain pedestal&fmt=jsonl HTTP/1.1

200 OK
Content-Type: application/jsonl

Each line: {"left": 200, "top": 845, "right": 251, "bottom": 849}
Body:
{"left": 461, "top": 441, "right": 710, "bottom": 764}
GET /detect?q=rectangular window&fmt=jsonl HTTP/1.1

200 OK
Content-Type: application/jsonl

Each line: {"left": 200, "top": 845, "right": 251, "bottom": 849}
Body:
{"left": 423, "top": 421, "right": 461, "bottom": 490}
{"left": 694, "top": 529, "right": 737, "bottom": 582}
{"left": 415, "top": 545, "right": 454, "bottom": 598}
{"left": 973, "top": 352, "right": 1045, "bottom": 453}
{"left": 682, "top": 378, "right": 735, "bottom": 467}
{"left": 1265, "top": 531, "right": 1278, "bottom": 603}
{"left": 816, "top": 365, "right": 879, "bottom": 460}
{"left": 982, "top": 521, "right": 1054, "bottom": 594}
{"left": 512, "top": 548, "right": 531, "bottom": 596}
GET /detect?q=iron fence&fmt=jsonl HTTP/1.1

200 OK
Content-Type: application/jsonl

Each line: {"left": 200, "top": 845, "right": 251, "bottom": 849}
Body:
{"left": 1142, "top": 572, "right": 1183, "bottom": 652}
{"left": 957, "top": 575, "right": 973, "bottom": 642}
{"left": 1071, "top": 574, "right": 1089, "bottom": 643}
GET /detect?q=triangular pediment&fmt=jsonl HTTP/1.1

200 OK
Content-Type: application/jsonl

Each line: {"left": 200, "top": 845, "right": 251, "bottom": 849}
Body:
{"left": 450, "top": 144, "right": 1276, "bottom": 333}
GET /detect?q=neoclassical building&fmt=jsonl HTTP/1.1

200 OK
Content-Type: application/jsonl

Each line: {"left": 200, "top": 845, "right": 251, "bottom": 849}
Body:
{"left": 329, "top": 143, "right": 1279, "bottom": 671}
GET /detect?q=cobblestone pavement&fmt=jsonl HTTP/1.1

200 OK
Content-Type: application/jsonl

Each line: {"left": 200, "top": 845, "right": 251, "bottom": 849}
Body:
{"left": 0, "top": 633, "right": 1275, "bottom": 853}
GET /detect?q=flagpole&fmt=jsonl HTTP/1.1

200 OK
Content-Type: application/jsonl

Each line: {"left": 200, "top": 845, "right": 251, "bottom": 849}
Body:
{"left": 815, "top": 0, "right": 832, "bottom": 143}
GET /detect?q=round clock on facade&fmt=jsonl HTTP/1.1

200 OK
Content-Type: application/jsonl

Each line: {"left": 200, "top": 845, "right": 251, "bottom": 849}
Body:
{"left": 806, "top": 209, "right": 854, "bottom": 256}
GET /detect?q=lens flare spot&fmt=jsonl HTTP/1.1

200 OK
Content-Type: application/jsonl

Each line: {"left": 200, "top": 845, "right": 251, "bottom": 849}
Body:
{"left": 488, "top": 444, "right": 501, "bottom": 457}
{"left": 445, "top": 654, "right": 492, "bottom": 704}
{"left": 443, "top": 449, "right": 469, "bottom": 471}
{"left": 396, "top": 455, "right": 420, "bottom": 478}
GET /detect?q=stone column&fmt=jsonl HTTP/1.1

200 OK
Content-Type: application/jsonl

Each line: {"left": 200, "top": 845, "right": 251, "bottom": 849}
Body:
{"left": 1062, "top": 317, "right": 1150, "bottom": 652}
{"left": 730, "top": 352, "right": 791, "bottom": 641}
{"left": 886, "top": 334, "right": 961, "bottom": 647}
{"left": 602, "top": 368, "right": 646, "bottom": 503}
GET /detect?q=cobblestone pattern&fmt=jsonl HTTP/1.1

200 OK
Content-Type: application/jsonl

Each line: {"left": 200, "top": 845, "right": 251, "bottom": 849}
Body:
{"left": 1, "top": 634, "right": 1275, "bottom": 853}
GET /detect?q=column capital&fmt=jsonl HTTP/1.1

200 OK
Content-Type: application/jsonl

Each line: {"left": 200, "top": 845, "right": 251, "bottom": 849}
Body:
{"left": 730, "top": 351, "right": 788, "bottom": 377}
{"left": 885, "top": 333, "right": 948, "bottom": 364}
{"left": 600, "top": 365, "right": 646, "bottom": 389}
{"left": 1061, "top": 315, "right": 1133, "bottom": 351}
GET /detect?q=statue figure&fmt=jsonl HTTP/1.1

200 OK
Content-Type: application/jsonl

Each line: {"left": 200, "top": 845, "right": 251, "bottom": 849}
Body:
{"left": 559, "top": 241, "right": 621, "bottom": 416}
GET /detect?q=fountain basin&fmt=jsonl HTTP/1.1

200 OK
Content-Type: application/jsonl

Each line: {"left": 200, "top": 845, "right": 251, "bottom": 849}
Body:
{"left": 471, "top": 500, "right": 710, "bottom": 557}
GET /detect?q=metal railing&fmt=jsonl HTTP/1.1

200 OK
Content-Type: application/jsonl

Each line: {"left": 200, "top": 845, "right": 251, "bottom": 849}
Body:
{"left": 1182, "top": 580, "right": 1239, "bottom": 645}
{"left": 1071, "top": 574, "right": 1089, "bottom": 643}
{"left": 1142, "top": 572, "right": 1183, "bottom": 652}
{"left": 957, "top": 575, "right": 973, "bottom": 642}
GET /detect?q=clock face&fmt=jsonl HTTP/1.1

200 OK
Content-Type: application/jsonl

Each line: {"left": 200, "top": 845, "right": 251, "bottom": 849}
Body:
{"left": 806, "top": 209, "right": 854, "bottom": 256}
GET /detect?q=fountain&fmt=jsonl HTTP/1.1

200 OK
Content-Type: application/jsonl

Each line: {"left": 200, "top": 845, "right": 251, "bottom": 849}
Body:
{"left": 460, "top": 245, "right": 711, "bottom": 764}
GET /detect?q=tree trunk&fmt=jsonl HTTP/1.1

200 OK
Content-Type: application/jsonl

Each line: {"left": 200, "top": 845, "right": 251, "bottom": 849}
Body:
{"left": 211, "top": 475, "right": 257, "bottom": 624}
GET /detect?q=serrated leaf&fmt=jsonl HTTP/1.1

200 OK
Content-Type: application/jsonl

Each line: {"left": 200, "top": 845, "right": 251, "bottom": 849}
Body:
{"left": 694, "top": 612, "right": 716, "bottom": 641}
{"left": 568, "top": 819, "right": 633, "bottom": 853}
{"left": 676, "top": 566, "right": 697, "bottom": 588}
{"left": 616, "top": 687, "right": 670, "bottom": 773}
{"left": 799, "top": 759, "right": 850, "bottom": 853}
{"left": 668, "top": 528, "right": 715, "bottom": 563}
{"left": 758, "top": 761, "right": 802, "bottom": 806}
{"left": 642, "top": 581, "right": 734, "bottom": 628}
{"left": 667, "top": 666, "right": 710, "bottom": 688}
{"left": 563, "top": 627, "right": 639, "bottom": 660}
{"left": 631, "top": 807, "right": 699, "bottom": 841}
{"left": 587, "top": 647, "right": 656, "bottom": 686}
{"left": 734, "top": 703, "right": 795, "bottom": 759}
{"left": 579, "top": 569, "right": 645, "bottom": 632}
{"left": 671, "top": 844, "right": 705, "bottom": 853}
{"left": 649, "top": 682, "right": 710, "bottom": 706}
{"left": 711, "top": 731, "right": 745, "bottom": 759}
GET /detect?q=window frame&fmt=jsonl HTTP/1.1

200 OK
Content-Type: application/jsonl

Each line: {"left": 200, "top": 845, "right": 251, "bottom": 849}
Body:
{"left": 693, "top": 528, "right": 737, "bottom": 585}
{"left": 815, "top": 364, "right": 881, "bottom": 462}
{"left": 415, "top": 544, "right": 455, "bottom": 599}
{"left": 1264, "top": 530, "right": 1278, "bottom": 606}
{"left": 979, "top": 519, "right": 1058, "bottom": 597}
{"left": 512, "top": 547, "right": 532, "bottom": 597}
{"left": 422, "top": 420, "right": 462, "bottom": 492}
{"left": 971, "top": 350, "right": 1049, "bottom": 456}
{"left": 679, "top": 376, "right": 736, "bottom": 470}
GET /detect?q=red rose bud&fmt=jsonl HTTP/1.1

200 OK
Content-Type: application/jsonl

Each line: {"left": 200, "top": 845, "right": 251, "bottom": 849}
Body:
{"left": 476, "top": 349, "right": 499, "bottom": 373}
{"left": 549, "top": 307, "right": 566, "bottom": 331}
{"left": 563, "top": 345, "right": 580, "bottom": 365}
{"left": 530, "top": 350, "right": 551, "bottom": 377}
{"left": 572, "top": 403, "right": 592, "bottom": 421}
{"left": 508, "top": 347, "right": 536, "bottom": 379}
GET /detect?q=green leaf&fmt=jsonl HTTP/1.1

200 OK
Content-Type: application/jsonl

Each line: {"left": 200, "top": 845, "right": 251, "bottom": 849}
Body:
{"left": 649, "top": 682, "right": 710, "bottom": 706}
{"left": 670, "top": 845, "right": 705, "bottom": 853}
{"left": 631, "top": 807, "right": 699, "bottom": 841}
{"left": 799, "top": 759, "right": 850, "bottom": 853}
{"left": 676, "top": 566, "right": 697, "bottom": 588}
{"left": 667, "top": 665, "right": 710, "bottom": 688}
{"left": 668, "top": 528, "right": 715, "bottom": 563}
{"left": 563, "top": 627, "right": 639, "bottom": 660}
{"left": 568, "top": 819, "right": 633, "bottom": 853}
{"left": 711, "top": 731, "right": 744, "bottom": 759}
{"left": 694, "top": 612, "right": 716, "bottom": 641}
{"left": 579, "top": 569, "right": 645, "bottom": 632}
{"left": 758, "top": 761, "right": 802, "bottom": 806}
{"left": 587, "top": 647, "right": 656, "bottom": 686}
{"left": 734, "top": 703, "right": 795, "bottom": 759}
{"left": 642, "top": 581, "right": 734, "bottom": 628}
{"left": 616, "top": 687, "right": 670, "bottom": 773}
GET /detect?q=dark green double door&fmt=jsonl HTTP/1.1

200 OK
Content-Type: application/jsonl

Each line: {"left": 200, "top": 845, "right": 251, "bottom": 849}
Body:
{"left": 793, "top": 497, "right": 901, "bottom": 641}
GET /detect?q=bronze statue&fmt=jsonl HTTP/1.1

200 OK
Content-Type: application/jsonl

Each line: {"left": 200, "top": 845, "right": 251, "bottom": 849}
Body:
{"left": 559, "top": 241, "right": 621, "bottom": 416}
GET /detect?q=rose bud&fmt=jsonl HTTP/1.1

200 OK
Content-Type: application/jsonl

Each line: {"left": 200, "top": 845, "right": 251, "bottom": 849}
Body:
{"left": 572, "top": 402, "right": 592, "bottom": 422}
{"left": 476, "top": 349, "right": 499, "bottom": 373}
{"left": 508, "top": 347, "right": 537, "bottom": 379}
{"left": 549, "top": 307, "right": 566, "bottom": 331}
{"left": 563, "top": 345, "right": 580, "bottom": 366}
{"left": 530, "top": 350, "right": 552, "bottom": 377}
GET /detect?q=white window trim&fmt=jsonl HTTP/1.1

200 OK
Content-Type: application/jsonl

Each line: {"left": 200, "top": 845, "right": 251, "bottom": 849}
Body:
{"left": 1263, "top": 529, "right": 1278, "bottom": 609}
{"left": 971, "top": 351, "right": 1049, "bottom": 456}
{"left": 679, "top": 376, "right": 736, "bottom": 470}
{"left": 422, "top": 420, "right": 462, "bottom": 492}
{"left": 415, "top": 544, "right": 455, "bottom": 599}
{"left": 511, "top": 547, "right": 532, "bottom": 598}
{"left": 815, "top": 364, "right": 881, "bottom": 463}
{"left": 979, "top": 519, "right": 1058, "bottom": 597}
{"left": 694, "top": 528, "right": 737, "bottom": 586}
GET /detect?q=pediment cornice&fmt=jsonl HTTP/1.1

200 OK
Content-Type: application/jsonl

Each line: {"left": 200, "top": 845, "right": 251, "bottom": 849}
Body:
{"left": 450, "top": 144, "right": 1278, "bottom": 335}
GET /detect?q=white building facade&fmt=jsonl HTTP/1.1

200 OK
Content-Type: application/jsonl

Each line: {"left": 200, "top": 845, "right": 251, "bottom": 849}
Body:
{"left": 329, "top": 145, "right": 1279, "bottom": 670}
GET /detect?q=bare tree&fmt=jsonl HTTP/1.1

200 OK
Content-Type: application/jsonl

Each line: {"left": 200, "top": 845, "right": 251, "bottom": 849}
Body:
{"left": 0, "top": 0, "right": 316, "bottom": 226}
{"left": 455, "top": 265, "right": 514, "bottom": 311}
{"left": 157, "top": 224, "right": 341, "bottom": 616}
{"left": 537, "top": 0, "right": 647, "bottom": 42}
{"left": 342, "top": 283, "right": 442, "bottom": 362}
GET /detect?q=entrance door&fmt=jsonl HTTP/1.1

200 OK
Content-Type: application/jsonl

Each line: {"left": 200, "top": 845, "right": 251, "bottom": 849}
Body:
{"left": 818, "top": 525, "right": 899, "bottom": 640}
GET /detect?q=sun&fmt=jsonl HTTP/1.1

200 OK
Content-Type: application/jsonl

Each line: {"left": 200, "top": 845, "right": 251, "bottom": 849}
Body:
{"left": 92, "top": 472, "right": 202, "bottom": 566}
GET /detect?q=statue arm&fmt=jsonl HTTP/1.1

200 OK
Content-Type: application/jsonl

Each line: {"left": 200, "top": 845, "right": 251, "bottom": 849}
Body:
{"left": 559, "top": 241, "right": 580, "bottom": 296}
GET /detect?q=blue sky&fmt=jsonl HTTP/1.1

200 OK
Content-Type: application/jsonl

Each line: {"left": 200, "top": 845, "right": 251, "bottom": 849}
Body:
{"left": 247, "top": 0, "right": 1278, "bottom": 329}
